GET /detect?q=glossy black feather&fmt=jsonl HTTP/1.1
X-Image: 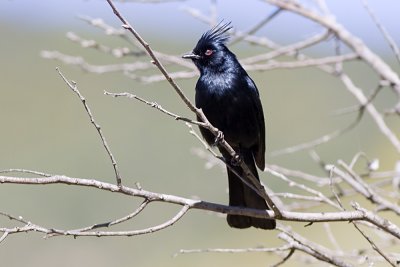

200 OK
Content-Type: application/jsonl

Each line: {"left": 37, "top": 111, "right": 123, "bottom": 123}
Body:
{"left": 197, "top": 21, "right": 232, "bottom": 49}
{"left": 183, "top": 23, "right": 275, "bottom": 229}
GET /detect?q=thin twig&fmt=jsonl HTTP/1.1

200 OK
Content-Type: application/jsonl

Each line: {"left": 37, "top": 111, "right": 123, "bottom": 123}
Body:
{"left": 323, "top": 223, "right": 343, "bottom": 254}
{"left": 0, "top": 169, "right": 52, "bottom": 177}
{"left": 230, "top": 7, "right": 283, "bottom": 45}
{"left": 338, "top": 160, "right": 400, "bottom": 215}
{"left": 271, "top": 105, "right": 363, "bottom": 156}
{"left": 47, "top": 199, "right": 151, "bottom": 238}
{"left": 362, "top": 0, "right": 400, "bottom": 65}
{"left": 66, "top": 31, "right": 144, "bottom": 58}
{"left": 278, "top": 228, "right": 352, "bottom": 267}
{"left": 339, "top": 73, "right": 400, "bottom": 153}
{"left": 42, "top": 51, "right": 152, "bottom": 74}
{"left": 271, "top": 248, "right": 295, "bottom": 267}
{"left": 0, "top": 232, "right": 9, "bottom": 244}
{"left": 266, "top": 164, "right": 337, "bottom": 186}
{"left": 56, "top": 67, "right": 122, "bottom": 186}
{"left": 353, "top": 223, "right": 398, "bottom": 267}
{"left": 104, "top": 91, "right": 204, "bottom": 126}
{"left": 265, "top": 166, "right": 342, "bottom": 210}
{"left": 49, "top": 205, "right": 190, "bottom": 237}
{"left": 245, "top": 53, "right": 359, "bottom": 71}
{"left": 241, "top": 30, "right": 331, "bottom": 64}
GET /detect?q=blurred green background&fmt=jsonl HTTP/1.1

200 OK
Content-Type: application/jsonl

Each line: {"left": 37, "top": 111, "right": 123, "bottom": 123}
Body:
{"left": 1, "top": 1, "right": 400, "bottom": 266}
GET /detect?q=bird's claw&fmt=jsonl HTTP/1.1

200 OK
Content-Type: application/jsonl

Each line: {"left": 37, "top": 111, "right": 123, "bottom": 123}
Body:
{"left": 212, "top": 131, "right": 224, "bottom": 146}
{"left": 231, "top": 154, "right": 242, "bottom": 166}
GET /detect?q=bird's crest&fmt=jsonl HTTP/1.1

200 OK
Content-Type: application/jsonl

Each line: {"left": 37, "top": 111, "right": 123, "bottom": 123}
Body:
{"left": 197, "top": 21, "right": 232, "bottom": 48}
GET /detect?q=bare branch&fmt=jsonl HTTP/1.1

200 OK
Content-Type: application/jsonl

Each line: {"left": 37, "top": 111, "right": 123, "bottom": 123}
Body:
{"left": 339, "top": 73, "right": 400, "bottom": 153}
{"left": 271, "top": 106, "right": 363, "bottom": 156}
{"left": 323, "top": 223, "right": 343, "bottom": 254}
{"left": 0, "top": 169, "right": 52, "bottom": 177}
{"left": 337, "top": 160, "right": 400, "bottom": 215}
{"left": 42, "top": 51, "right": 152, "bottom": 74}
{"left": 104, "top": 91, "right": 203, "bottom": 126}
{"left": 0, "top": 232, "right": 9, "bottom": 244}
{"left": 244, "top": 53, "right": 359, "bottom": 71}
{"left": 137, "top": 71, "right": 198, "bottom": 83}
{"left": 70, "top": 16, "right": 196, "bottom": 70}
{"left": 181, "top": 6, "right": 211, "bottom": 25}
{"left": 362, "top": 0, "right": 400, "bottom": 65}
{"left": 241, "top": 29, "right": 331, "bottom": 64}
{"left": 353, "top": 223, "right": 398, "bottom": 267}
{"left": 176, "top": 244, "right": 292, "bottom": 255}
{"left": 266, "top": 164, "right": 337, "bottom": 186}
{"left": 56, "top": 68, "right": 122, "bottom": 185}
{"left": 264, "top": 166, "right": 342, "bottom": 210}
{"left": 78, "top": 16, "right": 126, "bottom": 36}
{"left": 278, "top": 227, "right": 352, "bottom": 267}
{"left": 49, "top": 205, "right": 190, "bottom": 237}
{"left": 47, "top": 199, "right": 151, "bottom": 238}
{"left": 271, "top": 248, "right": 295, "bottom": 267}
{"left": 2, "top": 175, "right": 400, "bottom": 239}
{"left": 264, "top": 0, "right": 400, "bottom": 94}
{"left": 229, "top": 8, "right": 283, "bottom": 45}
{"left": 66, "top": 31, "right": 144, "bottom": 57}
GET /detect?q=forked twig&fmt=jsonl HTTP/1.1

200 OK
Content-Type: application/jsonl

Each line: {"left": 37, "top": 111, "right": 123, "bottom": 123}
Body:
{"left": 56, "top": 67, "right": 122, "bottom": 186}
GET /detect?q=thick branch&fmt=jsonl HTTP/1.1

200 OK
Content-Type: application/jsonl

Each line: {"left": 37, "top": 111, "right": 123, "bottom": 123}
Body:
{"left": 1, "top": 175, "right": 400, "bottom": 239}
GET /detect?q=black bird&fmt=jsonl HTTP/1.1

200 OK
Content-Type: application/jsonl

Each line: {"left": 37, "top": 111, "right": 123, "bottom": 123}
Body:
{"left": 183, "top": 22, "right": 276, "bottom": 229}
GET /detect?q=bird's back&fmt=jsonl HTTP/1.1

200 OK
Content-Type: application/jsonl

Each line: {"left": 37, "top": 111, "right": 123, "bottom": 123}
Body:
{"left": 195, "top": 66, "right": 265, "bottom": 169}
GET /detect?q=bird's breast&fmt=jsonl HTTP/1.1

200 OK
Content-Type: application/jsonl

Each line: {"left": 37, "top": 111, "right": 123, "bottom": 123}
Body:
{"left": 195, "top": 74, "right": 259, "bottom": 148}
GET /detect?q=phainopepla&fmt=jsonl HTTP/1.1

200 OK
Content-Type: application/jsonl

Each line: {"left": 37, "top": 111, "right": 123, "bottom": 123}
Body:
{"left": 183, "top": 22, "right": 276, "bottom": 229}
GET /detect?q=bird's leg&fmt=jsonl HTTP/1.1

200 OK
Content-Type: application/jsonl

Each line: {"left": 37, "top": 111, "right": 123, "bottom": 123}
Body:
{"left": 231, "top": 153, "right": 243, "bottom": 166}
{"left": 212, "top": 130, "right": 224, "bottom": 147}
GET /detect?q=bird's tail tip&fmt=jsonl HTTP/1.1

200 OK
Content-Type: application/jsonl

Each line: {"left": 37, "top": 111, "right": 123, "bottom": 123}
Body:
{"left": 227, "top": 214, "right": 276, "bottom": 230}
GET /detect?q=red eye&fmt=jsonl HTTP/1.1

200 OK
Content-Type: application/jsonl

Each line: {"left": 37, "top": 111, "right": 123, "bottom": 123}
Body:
{"left": 205, "top": 49, "right": 213, "bottom": 56}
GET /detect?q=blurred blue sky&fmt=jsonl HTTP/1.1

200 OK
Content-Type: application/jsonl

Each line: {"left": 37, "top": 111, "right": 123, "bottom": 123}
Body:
{"left": 1, "top": 0, "right": 400, "bottom": 52}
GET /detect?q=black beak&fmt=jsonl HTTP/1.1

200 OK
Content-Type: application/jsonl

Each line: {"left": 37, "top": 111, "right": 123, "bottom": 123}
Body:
{"left": 182, "top": 52, "right": 201, "bottom": 60}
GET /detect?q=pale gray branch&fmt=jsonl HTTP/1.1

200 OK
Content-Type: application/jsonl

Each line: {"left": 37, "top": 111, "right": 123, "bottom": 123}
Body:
{"left": 2, "top": 175, "right": 399, "bottom": 238}
{"left": 264, "top": 0, "right": 400, "bottom": 94}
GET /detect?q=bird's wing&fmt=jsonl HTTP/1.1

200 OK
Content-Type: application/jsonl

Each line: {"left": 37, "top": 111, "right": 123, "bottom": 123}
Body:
{"left": 245, "top": 76, "right": 266, "bottom": 170}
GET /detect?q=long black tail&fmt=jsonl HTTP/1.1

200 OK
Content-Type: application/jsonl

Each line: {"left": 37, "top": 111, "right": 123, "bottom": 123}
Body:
{"left": 226, "top": 149, "right": 276, "bottom": 229}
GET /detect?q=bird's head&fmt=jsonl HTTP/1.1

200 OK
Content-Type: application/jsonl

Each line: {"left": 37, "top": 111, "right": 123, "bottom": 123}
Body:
{"left": 182, "top": 22, "right": 233, "bottom": 73}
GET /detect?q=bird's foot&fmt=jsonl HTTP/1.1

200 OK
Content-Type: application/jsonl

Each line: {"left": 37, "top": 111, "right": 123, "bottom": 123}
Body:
{"left": 212, "top": 131, "right": 224, "bottom": 146}
{"left": 231, "top": 154, "right": 242, "bottom": 166}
